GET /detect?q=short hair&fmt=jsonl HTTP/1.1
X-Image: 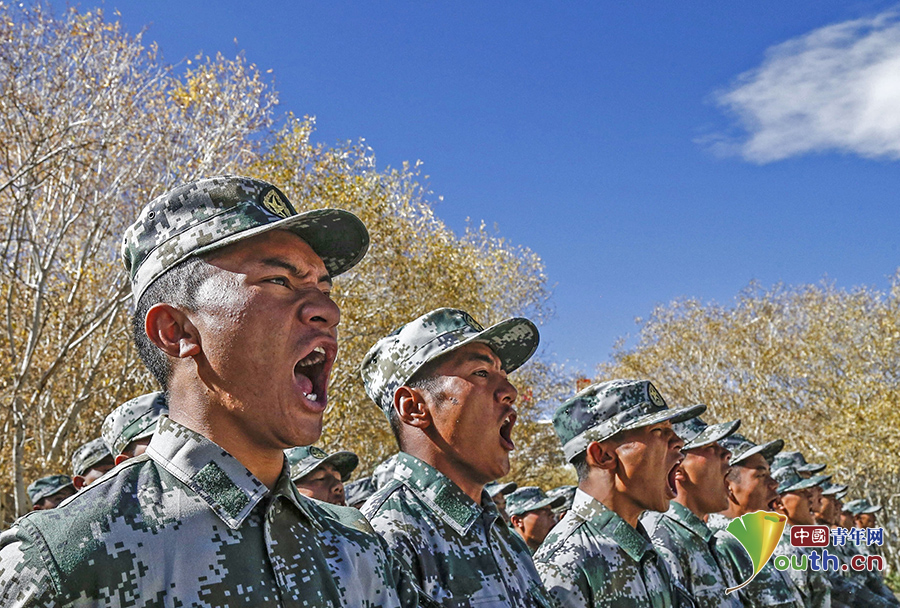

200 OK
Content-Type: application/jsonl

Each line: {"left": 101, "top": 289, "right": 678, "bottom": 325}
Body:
{"left": 571, "top": 452, "right": 591, "bottom": 483}
{"left": 388, "top": 357, "right": 447, "bottom": 448}
{"left": 131, "top": 256, "right": 216, "bottom": 390}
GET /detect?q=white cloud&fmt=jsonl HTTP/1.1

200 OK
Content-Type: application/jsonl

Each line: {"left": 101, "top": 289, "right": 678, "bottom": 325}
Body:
{"left": 712, "top": 11, "right": 900, "bottom": 163}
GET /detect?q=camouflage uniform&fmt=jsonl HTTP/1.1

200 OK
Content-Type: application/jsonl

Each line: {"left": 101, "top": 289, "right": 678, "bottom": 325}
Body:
{"left": 643, "top": 502, "right": 742, "bottom": 608}
{"left": 773, "top": 524, "right": 832, "bottom": 608}
{"left": 361, "top": 452, "right": 554, "bottom": 608}
{"left": 285, "top": 445, "right": 358, "bottom": 482}
{"left": 25, "top": 476, "right": 74, "bottom": 507}
{"left": 70, "top": 437, "right": 111, "bottom": 478}
{"left": 535, "top": 489, "right": 682, "bottom": 608}
{"left": 707, "top": 512, "right": 805, "bottom": 608}
{"left": 0, "top": 416, "right": 420, "bottom": 607}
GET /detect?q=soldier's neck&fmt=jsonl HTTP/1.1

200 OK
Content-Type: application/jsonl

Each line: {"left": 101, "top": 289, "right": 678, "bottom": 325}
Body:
{"left": 673, "top": 493, "right": 709, "bottom": 520}
{"left": 580, "top": 475, "right": 643, "bottom": 528}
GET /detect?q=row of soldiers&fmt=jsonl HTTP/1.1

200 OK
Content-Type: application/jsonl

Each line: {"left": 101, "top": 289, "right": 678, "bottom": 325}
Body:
{"left": 1, "top": 175, "right": 896, "bottom": 607}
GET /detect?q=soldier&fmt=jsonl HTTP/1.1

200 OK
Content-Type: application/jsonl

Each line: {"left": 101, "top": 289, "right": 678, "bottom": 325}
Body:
{"left": 0, "top": 175, "right": 421, "bottom": 607}
{"left": 101, "top": 391, "right": 168, "bottom": 464}
{"left": 814, "top": 484, "right": 899, "bottom": 607}
{"left": 844, "top": 498, "right": 881, "bottom": 529}
{"left": 707, "top": 432, "right": 805, "bottom": 608}
{"left": 345, "top": 476, "right": 376, "bottom": 509}
{"left": 771, "top": 466, "right": 832, "bottom": 608}
{"left": 485, "top": 480, "right": 518, "bottom": 524}
{"left": 642, "top": 416, "right": 742, "bottom": 608}
{"left": 360, "top": 307, "right": 553, "bottom": 607}
{"left": 26, "top": 476, "right": 75, "bottom": 511}
{"left": 534, "top": 379, "right": 705, "bottom": 608}
{"left": 70, "top": 438, "right": 114, "bottom": 489}
{"left": 285, "top": 445, "right": 358, "bottom": 506}
{"left": 506, "top": 486, "right": 565, "bottom": 553}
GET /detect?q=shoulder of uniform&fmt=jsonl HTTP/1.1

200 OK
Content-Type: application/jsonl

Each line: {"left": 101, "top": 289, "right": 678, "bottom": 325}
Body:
{"left": 312, "top": 499, "right": 376, "bottom": 534}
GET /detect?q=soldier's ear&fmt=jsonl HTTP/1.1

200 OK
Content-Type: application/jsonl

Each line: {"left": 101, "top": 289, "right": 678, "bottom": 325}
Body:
{"left": 394, "top": 386, "right": 431, "bottom": 430}
{"left": 72, "top": 475, "right": 86, "bottom": 490}
{"left": 145, "top": 303, "right": 201, "bottom": 359}
{"left": 585, "top": 441, "right": 617, "bottom": 470}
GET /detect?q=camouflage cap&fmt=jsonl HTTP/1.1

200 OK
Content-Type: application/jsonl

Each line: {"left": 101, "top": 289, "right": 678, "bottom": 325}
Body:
{"left": 484, "top": 480, "right": 518, "bottom": 498}
{"left": 101, "top": 392, "right": 168, "bottom": 455}
{"left": 344, "top": 476, "right": 376, "bottom": 506}
{"left": 552, "top": 379, "right": 706, "bottom": 462}
{"left": 285, "top": 446, "right": 359, "bottom": 483}
{"left": 546, "top": 485, "right": 577, "bottom": 514}
{"left": 719, "top": 432, "right": 784, "bottom": 466}
{"left": 71, "top": 437, "right": 112, "bottom": 477}
{"left": 835, "top": 488, "right": 849, "bottom": 501}
{"left": 361, "top": 307, "right": 540, "bottom": 416}
{"left": 673, "top": 416, "right": 741, "bottom": 451}
{"left": 26, "top": 474, "right": 74, "bottom": 505}
{"left": 844, "top": 498, "right": 882, "bottom": 515}
{"left": 122, "top": 175, "right": 370, "bottom": 302}
{"left": 820, "top": 480, "right": 848, "bottom": 496}
{"left": 771, "top": 450, "right": 826, "bottom": 474}
{"left": 773, "top": 465, "right": 820, "bottom": 494}
{"left": 505, "top": 486, "right": 566, "bottom": 517}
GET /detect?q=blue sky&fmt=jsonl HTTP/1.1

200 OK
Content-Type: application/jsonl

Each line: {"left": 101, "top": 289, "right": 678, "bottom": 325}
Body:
{"left": 94, "top": 1, "right": 900, "bottom": 374}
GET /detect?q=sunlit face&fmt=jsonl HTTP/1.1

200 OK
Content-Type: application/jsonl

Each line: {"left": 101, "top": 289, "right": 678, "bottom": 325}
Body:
{"left": 807, "top": 485, "right": 823, "bottom": 514}
{"left": 74, "top": 455, "right": 116, "bottom": 490}
{"left": 32, "top": 485, "right": 76, "bottom": 510}
{"left": 856, "top": 512, "right": 877, "bottom": 528}
{"left": 780, "top": 488, "right": 815, "bottom": 525}
{"left": 512, "top": 506, "right": 557, "bottom": 551}
{"left": 614, "top": 421, "right": 685, "bottom": 514}
{"left": 186, "top": 230, "right": 339, "bottom": 451}
{"left": 425, "top": 343, "right": 518, "bottom": 485}
{"left": 295, "top": 463, "right": 346, "bottom": 506}
{"left": 840, "top": 510, "right": 855, "bottom": 529}
{"left": 816, "top": 495, "right": 839, "bottom": 526}
{"left": 728, "top": 454, "right": 778, "bottom": 513}
{"left": 678, "top": 441, "right": 732, "bottom": 514}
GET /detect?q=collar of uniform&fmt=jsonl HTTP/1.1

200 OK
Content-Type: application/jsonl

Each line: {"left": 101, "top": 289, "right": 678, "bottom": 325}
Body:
{"left": 146, "top": 416, "right": 271, "bottom": 529}
{"left": 393, "top": 452, "right": 485, "bottom": 534}
{"left": 571, "top": 488, "right": 658, "bottom": 563}
{"left": 666, "top": 501, "right": 715, "bottom": 543}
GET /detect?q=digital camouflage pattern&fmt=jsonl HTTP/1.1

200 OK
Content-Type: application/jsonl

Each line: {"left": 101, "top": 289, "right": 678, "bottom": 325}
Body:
{"left": 552, "top": 379, "right": 706, "bottom": 462}
{"left": 284, "top": 445, "right": 359, "bottom": 482}
{"left": 534, "top": 489, "right": 686, "bottom": 608}
{"left": 25, "top": 475, "right": 74, "bottom": 505}
{"left": 706, "top": 512, "right": 805, "bottom": 608}
{"left": 672, "top": 416, "right": 740, "bottom": 451}
{"left": 361, "top": 452, "right": 554, "bottom": 608}
{"left": 484, "top": 480, "right": 518, "bottom": 498}
{"left": 506, "top": 486, "right": 566, "bottom": 517}
{"left": 821, "top": 541, "right": 898, "bottom": 608}
{"left": 773, "top": 466, "right": 824, "bottom": 494}
{"left": 547, "top": 485, "right": 577, "bottom": 515}
{"left": 773, "top": 525, "right": 832, "bottom": 608}
{"left": 101, "top": 391, "right": 168, "bottom": 455}
{"left": 719, "top": 433, "right": 784, "bottom": 467}
{"left": 70, "top": 437, "right": 110, "bottom": 477}
{"left": 360, "top": 307, "right": 539, "bottom": 416}
{"left": 830, "top": 539, "right": 899, "bottom": 605}
{"left": 771, "top": 451, "right": 826, "bottom": 475}
{"left": 642, "top": 502, "right": 742, "bottom": 608}
{"left": 373, "top": 453, "right": 400, "bottom": 489}
{"left": 345, "top": 476, "right": 376, "bottom": 507}
{"left": 818, "top": 480, "right": 848, "bottom": 497}
{"left": 0, "top": 417, "right": 421, "bottom": 607}
{"left": 121, "top": 175, "right": 370, "bottom": 302}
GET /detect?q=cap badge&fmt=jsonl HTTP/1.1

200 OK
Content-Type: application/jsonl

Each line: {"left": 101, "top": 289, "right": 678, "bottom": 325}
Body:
{"left": 647, "top": 383, "right": 666, "bottom": 407}
{"left": 261, "top": 188, "right": 292, "bottom": 219}
{"left": 309, "top": 447, "right": 327, "bottom": 459}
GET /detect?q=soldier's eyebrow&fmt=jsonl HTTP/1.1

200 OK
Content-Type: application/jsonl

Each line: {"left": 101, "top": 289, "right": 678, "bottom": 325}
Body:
{"left": 463, "top": 352, "right": 500, "bottom": 367}
{"left": 259, "top": 257, "right": 332, "bottom": 286}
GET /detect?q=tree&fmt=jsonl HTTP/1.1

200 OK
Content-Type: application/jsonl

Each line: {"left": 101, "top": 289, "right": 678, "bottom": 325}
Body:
{"left": 0, "top": 3, "right": 276, "bottom": 518}
{"left": 597, "top": 278, "right": 900, "bottom": 573}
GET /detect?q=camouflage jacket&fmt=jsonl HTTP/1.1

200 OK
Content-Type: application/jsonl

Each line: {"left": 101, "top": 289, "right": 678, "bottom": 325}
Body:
{"left": 0, "top": 417, "right": 419, "bottom": 608}
{"left": 642, "top": 502, "right": 742, "bottom": 608}
{"left": 706, "top": 513, "right": 805, "bottom": 608}
{"left": 824, "top": 539, "right": 898, "bottom": 608}
{"left": 533, "top": 489, "right": 685, "bottom": 608}
{"left": 773, "top": 525, "right": 832, "bottom": 608}
{"left": 361, "top": 452, "right": 553, "bottom": 608}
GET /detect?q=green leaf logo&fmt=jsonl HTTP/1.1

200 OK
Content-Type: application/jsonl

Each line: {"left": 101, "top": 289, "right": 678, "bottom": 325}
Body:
{"left": 725, "top": 510, "right": 786, "bottom": 593}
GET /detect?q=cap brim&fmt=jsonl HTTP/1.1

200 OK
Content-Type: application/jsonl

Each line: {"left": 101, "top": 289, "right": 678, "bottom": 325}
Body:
{"left": 683, "top": 419, "right": 741, "bottom": 450}
{"left": 510, "top": 494, "right": 566, "bottom": 516}
{"left": 195, "top": 208, "right": 369, "bottom": 279}
{"left": 623, "top": 403, "right": 707, "bottom": 433}
{"left": 455, "top": 317, "right": 540, "bottom": 375}
{"left": 778, "top": 477, "right": 819, "bottom": 494}
{"left": 822, "top": 483, "right": 848, "bottom": 496}
{"left": 730, "top": 438, "right": 784, "bottom": 466}
{"left": 809, "top": 473, "right": 832, "bottom": 488}
{"left": 323, "top": 451, "right": 360, "bottom": 482}
{"left": 798, "top": 462, "right": 827, "bottom": 474}
{"left": 491, "top": 481, "right": 518, "bottom": 496}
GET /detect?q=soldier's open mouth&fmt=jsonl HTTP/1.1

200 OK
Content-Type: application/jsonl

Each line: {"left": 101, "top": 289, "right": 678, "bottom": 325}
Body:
{"left": 499, "top": 414, "right": 515, "bottom": 450}
{"left": 666, "top": 461, "right": 680, "bottom": 498}
{"left": 293, "top": 346, "right": 330, "bottom": 410}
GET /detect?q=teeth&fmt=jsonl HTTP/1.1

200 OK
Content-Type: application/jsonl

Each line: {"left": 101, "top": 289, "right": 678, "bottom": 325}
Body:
{"left": 303, "top": 392, "right": 318, "bottom": 402}
{"left": 313, "top": 346, "right": 325, "bottom": 355}
{"left": 297, "top": 349, "right": 326, "bottom": 367}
